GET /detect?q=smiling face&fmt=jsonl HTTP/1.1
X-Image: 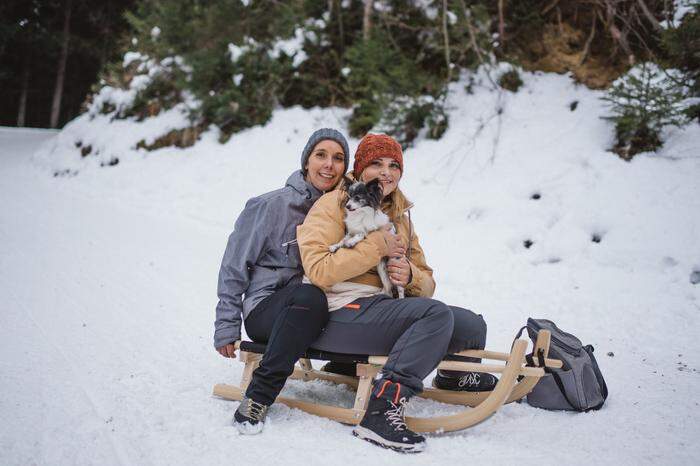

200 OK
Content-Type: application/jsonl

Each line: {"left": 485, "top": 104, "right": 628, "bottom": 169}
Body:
{"left": 358, "top": 157, "right": 402, "bottom": 197}
{"left": 304, "top": 139, "right": 345, "bottom": 192}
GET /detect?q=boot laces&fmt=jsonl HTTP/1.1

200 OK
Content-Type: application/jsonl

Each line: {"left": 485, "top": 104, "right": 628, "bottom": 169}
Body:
{"left": 240, "top": 398, "right": 268, "bottom": 422}
{"left": 385, "top": 397, "right": 408, "bottom": 431}
{"left": 458, "top": 372, "right": 481, "bottom": 388}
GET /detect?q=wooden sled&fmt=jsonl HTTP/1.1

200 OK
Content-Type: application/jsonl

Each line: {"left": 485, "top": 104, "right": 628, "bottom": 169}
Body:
{"left": 213, "top": 330, "right": 561, "bottom": 433}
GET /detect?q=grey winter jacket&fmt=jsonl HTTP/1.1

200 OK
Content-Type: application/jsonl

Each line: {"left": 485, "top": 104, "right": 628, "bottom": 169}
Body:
{"left": 214, "top": 170, "right": 324, "bottom": 348}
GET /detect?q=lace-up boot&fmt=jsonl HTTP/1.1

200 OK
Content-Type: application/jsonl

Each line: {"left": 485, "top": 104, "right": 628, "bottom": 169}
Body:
{"left": 352, "top": 380, "right": 425, "bottom": 453}
{"left": 233, "top": 397, "right": 269, "bottom": 435}
{"left": 432, "top": 370, "right": 498, "bottom": 392}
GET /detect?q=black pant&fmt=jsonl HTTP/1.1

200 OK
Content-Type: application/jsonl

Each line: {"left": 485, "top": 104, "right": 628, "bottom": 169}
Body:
{"left": 244, "top": 283, "right": 328, "bottom": 405}
{"left": 310, "top": 296, "right": 486, "bottom": 394}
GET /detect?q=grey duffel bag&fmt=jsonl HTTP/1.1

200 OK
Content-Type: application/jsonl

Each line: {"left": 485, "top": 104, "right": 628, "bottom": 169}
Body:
{"left": 516, "top": 318, "right": 608, "bottom": 412}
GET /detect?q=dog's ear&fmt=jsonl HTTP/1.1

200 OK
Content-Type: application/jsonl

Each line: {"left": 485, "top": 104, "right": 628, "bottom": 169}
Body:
{"left": 339, "top": 175, "right": 354, "bottom": 192}
{"left": 338, "top": 176, "right": 355, "bottom": 207}
{"left": 365, "top": 178, "right": 383, "bottom": 205}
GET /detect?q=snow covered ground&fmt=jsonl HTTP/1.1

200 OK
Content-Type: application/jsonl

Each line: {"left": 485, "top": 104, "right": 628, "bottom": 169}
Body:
{"left": 1, "top": 70, "right": 699, "bottom": 465}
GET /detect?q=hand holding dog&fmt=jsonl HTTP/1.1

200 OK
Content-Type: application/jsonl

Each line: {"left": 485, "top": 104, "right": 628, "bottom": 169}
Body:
{"left": 381, "top": 226, "right": 406, "bottom": 258}
{"left": 387, "top": 257, "right": 411, "bottom": 287}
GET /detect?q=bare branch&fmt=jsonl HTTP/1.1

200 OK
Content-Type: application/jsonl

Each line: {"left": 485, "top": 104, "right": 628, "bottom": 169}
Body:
{"left": 636, "top": 0, "right": 663, "bottom": 30}
{"left": 578, "top": 14, "right": 597, "bottom": 66}
{"left": 542, "top": 0, "right": 561, "bottom": 15}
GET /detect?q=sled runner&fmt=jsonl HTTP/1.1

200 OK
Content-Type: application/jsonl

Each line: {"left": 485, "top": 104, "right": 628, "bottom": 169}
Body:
{"left": 213, "top": 330, "right": 561, "bottom": 433}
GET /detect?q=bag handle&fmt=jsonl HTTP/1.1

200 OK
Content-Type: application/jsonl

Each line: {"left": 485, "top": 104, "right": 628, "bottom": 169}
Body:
{"left": 511, "top": 325, "right": 528, "bottom": 352}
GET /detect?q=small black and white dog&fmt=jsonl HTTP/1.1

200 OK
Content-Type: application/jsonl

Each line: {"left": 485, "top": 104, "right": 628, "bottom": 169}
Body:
{"left": 329, "top": 178, "right": 404, "bottom": 298}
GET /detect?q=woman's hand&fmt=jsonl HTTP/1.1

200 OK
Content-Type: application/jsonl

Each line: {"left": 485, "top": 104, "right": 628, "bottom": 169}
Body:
{"left": 217, "top": 344, "right": 237, "bottom": 359}
{"left": 387, "top": 256, "right": 412, "bottom": 287}
{"left": 381, "top": 226, "right": 406, "bottom": 258}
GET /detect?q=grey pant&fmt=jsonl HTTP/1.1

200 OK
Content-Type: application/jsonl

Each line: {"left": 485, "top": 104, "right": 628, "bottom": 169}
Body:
{"left": 311, "top": 295, "right": 487, "bottom": 395}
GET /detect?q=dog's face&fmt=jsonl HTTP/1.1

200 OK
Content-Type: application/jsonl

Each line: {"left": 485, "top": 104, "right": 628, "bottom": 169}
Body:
{"left": 345, "top": 179, "right": 383, "bottom": 212}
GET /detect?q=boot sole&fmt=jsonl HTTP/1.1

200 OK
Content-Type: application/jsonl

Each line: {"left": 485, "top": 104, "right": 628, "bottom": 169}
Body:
{"left": 352, "top": 426, "right": 425, "bottom": 453}
{"left": 234, "top": 419, "right": 264, "bottom": 435}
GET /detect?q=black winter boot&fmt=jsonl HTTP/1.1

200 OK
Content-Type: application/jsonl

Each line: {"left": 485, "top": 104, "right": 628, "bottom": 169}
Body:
{"left": 233, "top": 397, "right": 269, "bottom": 435}
{"left": 352, "top": 380, "right": 425, "bottom": 453}
{"left": 432, "top": 370, "right": 498, "bottom": 392}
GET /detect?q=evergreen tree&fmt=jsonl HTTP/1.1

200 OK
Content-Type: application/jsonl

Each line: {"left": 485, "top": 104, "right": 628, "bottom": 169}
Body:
{"left": 90, "top": 0, "right": 496, "bottom": 145}
{"left": 661, "top": 4, "right": 700, "bottom": 122}
{"left": 72, "top": 0, "right": 681, "bottom": 150}
{"left": 601, "top": 62, "right": 690, "bottom": 160}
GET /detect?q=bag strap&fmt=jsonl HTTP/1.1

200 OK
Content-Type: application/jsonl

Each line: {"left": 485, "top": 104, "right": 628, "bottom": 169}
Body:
{"left": 407, "top": 210, "right": 413, "bottom": 260}
{"left": 584, "top": 345, "right": 608, "bottom": 410}
{"left": 511, "top": 325, "right": 528, "bottom": 352}
{"left": 548, "top": 369, "right": 583, "bottom": 412}
{"left": 525, "top": 347, "right": 546, "bottom": 367}
{"left": 549, "top": 347, "right": 608, "bottom": 412}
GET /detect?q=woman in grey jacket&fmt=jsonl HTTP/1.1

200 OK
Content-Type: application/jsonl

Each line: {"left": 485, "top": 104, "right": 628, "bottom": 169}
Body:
{"left": 214, "top": 128, "right": 350, "bottom": 434}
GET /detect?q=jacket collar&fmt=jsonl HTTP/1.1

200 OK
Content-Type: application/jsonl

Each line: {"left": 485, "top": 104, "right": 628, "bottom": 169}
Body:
{"left": 286, "top": 170, "right": 323, "bottom": 201}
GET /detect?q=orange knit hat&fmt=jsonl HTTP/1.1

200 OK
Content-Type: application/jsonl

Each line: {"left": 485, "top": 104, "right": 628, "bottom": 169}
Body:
{"left": 353, "top": 133, "right": 403, "bottom": 176}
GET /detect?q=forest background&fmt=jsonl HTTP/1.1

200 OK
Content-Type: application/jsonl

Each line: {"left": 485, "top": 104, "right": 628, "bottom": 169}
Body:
{"left": 2, "top": 3, "right": 699, "bottom": 464}
{"left": 1, "top": 0, "right": 698, "bottom": 159}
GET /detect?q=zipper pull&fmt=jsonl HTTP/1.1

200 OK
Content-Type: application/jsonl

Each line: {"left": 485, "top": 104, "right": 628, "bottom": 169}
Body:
{"left": 281, "top": 238, "right": 298, "bottom": 248}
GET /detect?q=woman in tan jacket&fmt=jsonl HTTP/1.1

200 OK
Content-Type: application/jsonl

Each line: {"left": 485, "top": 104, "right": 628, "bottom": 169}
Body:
{"left": 297, "top": 133, "right": 496, "bottom": 453}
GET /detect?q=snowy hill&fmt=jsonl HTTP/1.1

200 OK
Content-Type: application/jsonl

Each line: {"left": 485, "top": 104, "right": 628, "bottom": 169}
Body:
{"left": 2, "top": 70, "right": 699, "bottom": 465}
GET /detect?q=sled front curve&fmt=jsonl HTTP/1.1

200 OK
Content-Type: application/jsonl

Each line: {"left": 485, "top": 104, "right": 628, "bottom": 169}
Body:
{"left": 406, "top": 339, "right": 526, "bottom": 432}
{"left": 212, "top": 331, "right": 559, "bottom": 434}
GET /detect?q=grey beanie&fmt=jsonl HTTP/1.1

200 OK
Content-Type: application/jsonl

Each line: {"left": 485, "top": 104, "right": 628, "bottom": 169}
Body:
{"left": 300, "top": 128, "right": 350, "bottom": 174}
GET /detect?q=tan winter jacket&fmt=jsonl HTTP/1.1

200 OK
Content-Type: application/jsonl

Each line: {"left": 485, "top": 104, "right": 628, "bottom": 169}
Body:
{"left": 297, "top": 186, "right": 436, "bottom": 301}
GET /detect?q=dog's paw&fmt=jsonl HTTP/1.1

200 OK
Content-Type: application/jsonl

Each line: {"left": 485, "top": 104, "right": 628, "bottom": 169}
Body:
{"left": 345, "top": 237, "right": 363, "bottom": 248}
{"left": 329, "top": 244, "right": 340, "bottom": 253}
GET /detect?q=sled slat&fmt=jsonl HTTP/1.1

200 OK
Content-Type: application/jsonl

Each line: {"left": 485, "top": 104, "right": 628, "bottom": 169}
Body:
{"left": 353, "top": 364, "right": 379, "bottom": 411}
{"left": 298, "top": 358, "right": 313, "bottom": 371}
{"left": 238, "top": 351, "right": 261, "bottom": 392}
{"left": 366, "top": 356, "right": 544, "bottom": 377}
{"left": 290, "top": 367, "right": 361, "bottom": 388}
{"left": 449, "top": 341, "right": 560, "bottom": 369}
{"left": 213, "top": 383, "right": 364, "bottom": 424}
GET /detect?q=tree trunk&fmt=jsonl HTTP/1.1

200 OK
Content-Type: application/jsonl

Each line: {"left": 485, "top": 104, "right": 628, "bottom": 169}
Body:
{"left": 50, "top": 0, "right": 72, "bottom": 129}
{"left": 442, "top": 0, "right": 451, "bottom": 82}
{"left": 337, "top": 0, "right": 345, "bottom": 51}
{"left": 498, "top": 0, "right": 505, "bottom": 49}
{"left": 17, "top": 60, "right": 30, "bottom": 127}
{"left": 363, "top": 0, "right": 373, "bottom": 41}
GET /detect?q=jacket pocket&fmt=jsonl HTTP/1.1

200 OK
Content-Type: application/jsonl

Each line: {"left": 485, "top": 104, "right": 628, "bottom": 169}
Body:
{"left": 282, "top": 237, "right": 302, "bottom": 269}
